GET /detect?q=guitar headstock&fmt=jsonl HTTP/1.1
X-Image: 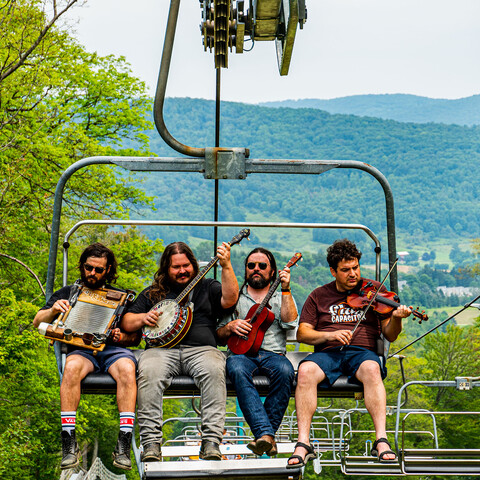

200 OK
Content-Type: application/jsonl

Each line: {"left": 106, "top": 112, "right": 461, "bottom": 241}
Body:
{"left": 286, "top": 252, "right": 302, "bottom": 268}
{"left": 229, "top": 228, "right": 250, "bottom": 247}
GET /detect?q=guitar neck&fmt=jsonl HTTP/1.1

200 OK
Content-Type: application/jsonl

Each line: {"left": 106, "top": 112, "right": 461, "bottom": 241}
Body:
{"left": 175, "top": 256, "right": 219, "bottom": 303}
{"left": 249, "top": 276, "right": 282, "bottom": 322}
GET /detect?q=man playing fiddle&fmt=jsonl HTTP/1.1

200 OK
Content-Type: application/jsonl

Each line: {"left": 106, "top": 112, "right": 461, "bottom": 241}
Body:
{"left": 287, "top": 239, "right": 412, "bottom": 468}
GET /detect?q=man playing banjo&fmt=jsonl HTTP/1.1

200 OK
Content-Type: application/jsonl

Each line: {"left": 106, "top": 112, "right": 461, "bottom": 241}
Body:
{"left": 121, "top": 241, "right": 239, "bottom": 462}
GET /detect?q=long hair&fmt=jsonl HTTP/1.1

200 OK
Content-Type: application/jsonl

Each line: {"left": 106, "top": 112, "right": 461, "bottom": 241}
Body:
{"left": 78, "top": 243, "right": 118, "bottom": 284}
{"left": 326, "top": 239, "right": 362, "bottom": 271}
{"left": 148, "top": 242, "right": 199, "bottom": 303}
{"left": 242, "top": 247, "right": 277, "bottom": 290}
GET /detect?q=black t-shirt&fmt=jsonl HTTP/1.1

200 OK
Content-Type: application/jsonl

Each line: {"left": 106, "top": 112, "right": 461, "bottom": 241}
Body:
{"left": 127, "top": 278, "right": 233, "bottom": 348}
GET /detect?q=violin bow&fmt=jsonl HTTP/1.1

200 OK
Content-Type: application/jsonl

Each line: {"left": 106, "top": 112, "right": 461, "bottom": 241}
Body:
{"left": 344, "top": 257, "right": 399, "bottom": 347}
{"left": 388, "top": 292, "right": 480, "bottom": 358}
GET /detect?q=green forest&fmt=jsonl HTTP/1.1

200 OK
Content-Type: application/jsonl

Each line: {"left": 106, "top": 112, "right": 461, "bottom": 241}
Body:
{"left": 140, "top": 96, "right": 480, "bottom": 249}
{"left": 1, "top": 1, "right": 480, "bottom": 479}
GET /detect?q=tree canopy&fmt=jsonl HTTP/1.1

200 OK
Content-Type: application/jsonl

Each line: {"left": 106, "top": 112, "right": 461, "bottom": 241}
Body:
{"left": 0, "top": 0, "right": 154, "bottom": 299}
{"left": 0, "top": 2, "right": 161, "bottom": 477}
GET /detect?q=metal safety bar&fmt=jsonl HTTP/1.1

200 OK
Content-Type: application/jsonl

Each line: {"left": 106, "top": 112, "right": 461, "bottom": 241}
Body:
{"left": 46, "top": 156, "right": 398, "bottom": 298}
{"left": 61, "top": 219, "right": 381, "bottom": 286}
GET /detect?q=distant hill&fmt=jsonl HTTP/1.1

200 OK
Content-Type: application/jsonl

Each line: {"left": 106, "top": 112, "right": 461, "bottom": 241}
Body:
{"left": 132, "top": 97, "right": 480, "bottom": 254}
{"left": 259, "top": 94, "right": 480, "bottom": 126}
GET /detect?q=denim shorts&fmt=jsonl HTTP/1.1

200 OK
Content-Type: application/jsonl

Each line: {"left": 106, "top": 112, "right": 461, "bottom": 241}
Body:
{"left": 299, "top": 346, "right": 386, "bottom": 388}
{"left": 67, "top": 345, "right": 137, "bottom": 373}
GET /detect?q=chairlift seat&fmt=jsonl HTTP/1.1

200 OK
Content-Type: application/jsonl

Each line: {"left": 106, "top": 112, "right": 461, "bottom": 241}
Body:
{"left": 79, "top": 349, "right": 364, "bottom": 398}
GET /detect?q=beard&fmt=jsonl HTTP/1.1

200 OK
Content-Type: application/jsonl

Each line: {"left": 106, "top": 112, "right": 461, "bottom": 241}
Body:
{"left": 246, "top": 274, "right": 271, "bottom": 290}
{"left": 168, "top": 272, "right": 194, "bottom": 290}
{"left": 81, "top": 272, "right": 106, "bottom": 290}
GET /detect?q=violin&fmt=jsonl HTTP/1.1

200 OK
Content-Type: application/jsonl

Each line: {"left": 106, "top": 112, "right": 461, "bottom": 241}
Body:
{"left": 346, "top": 280, "right": 428, "bottom": 323}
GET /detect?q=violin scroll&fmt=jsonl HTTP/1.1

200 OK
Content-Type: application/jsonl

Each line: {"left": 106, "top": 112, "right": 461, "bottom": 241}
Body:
{"left": 409, "top": 306, "right": 428, "bottom": 324}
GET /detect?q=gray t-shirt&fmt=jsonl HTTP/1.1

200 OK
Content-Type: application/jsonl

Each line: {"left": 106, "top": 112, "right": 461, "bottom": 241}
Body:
{"left": 217, "top": 288, "right": 298, "bottom": 354}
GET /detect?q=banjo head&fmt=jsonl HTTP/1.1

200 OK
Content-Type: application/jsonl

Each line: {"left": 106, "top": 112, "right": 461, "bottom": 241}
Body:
{"left": 142, "top": 299, "right": 191, "bottom": 347}
{"left": 143, "top": 300, "right": 179, "bottom": 338}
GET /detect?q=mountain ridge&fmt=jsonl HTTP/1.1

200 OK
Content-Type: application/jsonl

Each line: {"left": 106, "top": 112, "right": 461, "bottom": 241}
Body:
{"left": 258, "top": 93, "right": 480, "bottom": 126}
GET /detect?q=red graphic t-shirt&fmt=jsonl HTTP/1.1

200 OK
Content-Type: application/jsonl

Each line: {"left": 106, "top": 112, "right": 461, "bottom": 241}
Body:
{"left": 299, "top": 279, "right": 389, "bottom": 352}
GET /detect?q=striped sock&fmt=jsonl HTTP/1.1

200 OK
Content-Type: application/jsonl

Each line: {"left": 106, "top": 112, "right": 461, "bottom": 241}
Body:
{"left": 119, "top": 412, "right": 135, "bottom": 433}
{"left": 61, "top": 411, "right": 76, "bottom": 434}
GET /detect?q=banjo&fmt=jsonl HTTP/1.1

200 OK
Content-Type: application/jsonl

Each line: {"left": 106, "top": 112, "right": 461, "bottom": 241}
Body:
{"left": 143, "top": 229, "right": 250, "bottom": 348}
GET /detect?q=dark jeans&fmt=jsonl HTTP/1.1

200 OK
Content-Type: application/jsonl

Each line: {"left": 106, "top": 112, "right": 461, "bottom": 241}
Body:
{"left": 226, "top": 350, "right": 295, "bottom": 439}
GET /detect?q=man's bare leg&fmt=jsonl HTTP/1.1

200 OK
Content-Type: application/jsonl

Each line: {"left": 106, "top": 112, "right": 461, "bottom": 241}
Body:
{"left": 355, "top": 360, "right": 395, "bottom": 460}
{"left": 109, "top": 357, "right": 137, "bottom": 412}
{"left": 60, "top": 355, "right": 95, "bottom": 410}
{"left": 288, "top": 362, "right": 325, "bottom": 466}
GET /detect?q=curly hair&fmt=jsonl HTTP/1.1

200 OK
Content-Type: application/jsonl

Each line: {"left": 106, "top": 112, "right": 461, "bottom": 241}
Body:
{"left": 78, "top": 243, "right": 118, "bottom": 284}
{"left": 148, "top": 242, "right": 199, "bottom": 303}
{"left": 326, "top": 239, "right": 362, "bottom": 271}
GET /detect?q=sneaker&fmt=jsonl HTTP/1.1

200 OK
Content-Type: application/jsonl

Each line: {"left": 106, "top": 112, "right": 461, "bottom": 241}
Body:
{"left": 61, "top": 430, "right": 80, "bottom": 469}
{"left": 112, "top": 431, "right": 132, "bottom": 470}
{"left": 199, "top": 440, "right": 222, "bottom": 461}
{"left": 141, "top": 441, "right": 162, "bottom": 462}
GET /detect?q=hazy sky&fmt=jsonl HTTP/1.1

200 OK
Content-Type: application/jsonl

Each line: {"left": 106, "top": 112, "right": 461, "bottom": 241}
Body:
{"left": 73, "top": 0, "right": 480, "bottom": 103}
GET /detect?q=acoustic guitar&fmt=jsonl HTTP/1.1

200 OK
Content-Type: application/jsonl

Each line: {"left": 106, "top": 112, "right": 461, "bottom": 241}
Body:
{"left": 142, "top": 229, "right": 250, "bottom": 348}
{"left": 227, "top": 252, "right": 302, "bottom": 355}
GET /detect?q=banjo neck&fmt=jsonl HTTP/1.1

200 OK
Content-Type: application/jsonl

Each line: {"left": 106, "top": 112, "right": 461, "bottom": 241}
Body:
{"left": 173, "top": 228, "right": 251, "bottom": 305}
{"left": 175, "top": 255, "right": 219, "bottom": 304}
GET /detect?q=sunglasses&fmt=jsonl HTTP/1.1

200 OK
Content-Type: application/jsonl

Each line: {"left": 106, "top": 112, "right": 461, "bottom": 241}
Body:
{"left": 84, "top": 264, "right": 106, "bottom": 274}
{"left": 247, "top": 262, "right": 268, "bottom": 270}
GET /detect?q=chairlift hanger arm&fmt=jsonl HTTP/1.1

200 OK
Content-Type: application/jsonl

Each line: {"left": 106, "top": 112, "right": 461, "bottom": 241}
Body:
{"left": 199, "top": 0, "right": 307, "bottom": 74}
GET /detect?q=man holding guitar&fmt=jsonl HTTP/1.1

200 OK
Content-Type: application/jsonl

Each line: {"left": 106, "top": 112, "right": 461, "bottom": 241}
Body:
{"left": 122, "top": 241, "right": 239, "bottom": 462}
{"left": 217, "top": 248, "right": 299, "bottom": 457}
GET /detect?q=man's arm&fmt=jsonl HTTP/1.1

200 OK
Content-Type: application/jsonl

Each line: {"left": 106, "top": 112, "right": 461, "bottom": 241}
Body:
{"left": 32, "top": 299, "right": 70, "bottom": 328}
{"left": 381, "top": 305, "right": 411, "bottom": 342}
{"left": 110, "top": 327, "right": 142, "bottom": 346}
{"left": 217, "top": 242, "right": 239, "bottom": 309}
{"left": 279, "top": 267, "right": 297, "bottom": 324}
{"left": 216, "top": 318, "right": 252, "bottom": 344}
{"left": 297, "top": 322, "right": 353, "bottom": 346}
{"left": 121, "top": 310, "right": 159, "bottom": 333}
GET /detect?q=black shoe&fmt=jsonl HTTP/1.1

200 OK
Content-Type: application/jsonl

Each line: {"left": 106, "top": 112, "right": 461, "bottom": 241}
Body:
{"left": 61, "top": 430, "right": 80, "bottom": 470}
{"left": 112, "top": 431, "right": 132, "bottom": 470}
{"left": 141, "top": 441, "right": 162, "bottom": 462}
{"left": 199, "top": 440, "right": 222, "bottom": 461}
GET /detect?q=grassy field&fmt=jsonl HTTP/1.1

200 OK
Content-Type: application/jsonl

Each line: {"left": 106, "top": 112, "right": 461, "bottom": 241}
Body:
{"left": 425, "top": 305, "right": 480, "bottom": 326}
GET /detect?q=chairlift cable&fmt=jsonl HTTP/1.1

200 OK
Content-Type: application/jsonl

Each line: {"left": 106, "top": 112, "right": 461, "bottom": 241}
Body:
{"left": 388, "top": 293, "right": 480, "bottom": 358}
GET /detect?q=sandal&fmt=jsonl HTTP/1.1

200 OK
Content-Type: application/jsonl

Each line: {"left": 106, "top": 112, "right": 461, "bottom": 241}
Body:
{"left": 371, "top": 437, "right": 397, "bottom": 463}
{"left": 286, "top": 442, "right": 315, "bottom": 469}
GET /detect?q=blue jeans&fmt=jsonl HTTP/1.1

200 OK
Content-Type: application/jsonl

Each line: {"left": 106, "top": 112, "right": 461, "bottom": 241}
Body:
{"left": 226, "top": 350, "right": 294, "bottom": 439}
